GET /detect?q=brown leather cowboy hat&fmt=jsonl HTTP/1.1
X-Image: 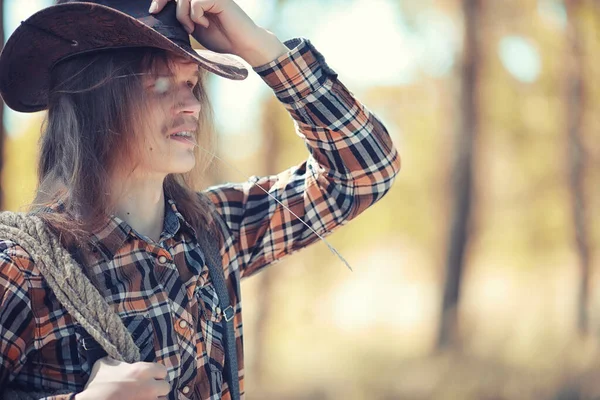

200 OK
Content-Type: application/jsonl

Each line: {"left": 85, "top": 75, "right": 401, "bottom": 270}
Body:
{"left": 0, "top": 0, "right": 249, "bottom": 113}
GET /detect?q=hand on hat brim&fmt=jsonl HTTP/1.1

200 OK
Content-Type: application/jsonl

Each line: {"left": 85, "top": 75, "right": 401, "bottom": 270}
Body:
{"left": 150, "top": 0, "right": 213, "bottom": 33}
{"left": 178, "top": 0, "right": 211, "bottom": 32}
{"left": 148, "top": 0, "right": 270, "bottom": 62}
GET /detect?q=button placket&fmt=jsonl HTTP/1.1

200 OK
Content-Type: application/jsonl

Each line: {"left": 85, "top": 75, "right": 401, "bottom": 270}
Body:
{"left": 156, "top": 248, "right": 173, "bottom": 268}
{"left": 175, "top": 316, "right": 195, "bottom": 341}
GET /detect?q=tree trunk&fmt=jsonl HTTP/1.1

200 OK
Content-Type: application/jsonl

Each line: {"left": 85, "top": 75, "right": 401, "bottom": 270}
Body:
{"left": 249, "top": 1, "right": 289, "bottom": 385}
{"left": 437, "top": 0, "right": 481, "bottom": 350}
{"left": 565, "top": 0, "right": 590, "bottom": 337}
{"left": 250, "top": 96, "right": 281, "bottom": 385}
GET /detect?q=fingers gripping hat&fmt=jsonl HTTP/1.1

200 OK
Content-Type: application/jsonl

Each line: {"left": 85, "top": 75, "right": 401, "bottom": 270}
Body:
{"left": 0, "top": 0, "right": 249, "bottom": 113}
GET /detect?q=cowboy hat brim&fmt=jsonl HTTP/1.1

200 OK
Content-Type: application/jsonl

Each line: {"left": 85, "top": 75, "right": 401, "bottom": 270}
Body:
{"left": 0, "top": 2, "right": 249, "bottom": 113}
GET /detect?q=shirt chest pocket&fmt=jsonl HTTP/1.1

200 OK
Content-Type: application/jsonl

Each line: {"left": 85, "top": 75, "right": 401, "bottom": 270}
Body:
{"left": 195, "top": 281, "right": 226, "bottom": 372}
{"left": 75, "top": 314, "right": 156, "bottom": 373}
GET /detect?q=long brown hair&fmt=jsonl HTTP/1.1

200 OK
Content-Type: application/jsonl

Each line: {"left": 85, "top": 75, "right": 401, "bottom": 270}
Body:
{"left": 30, "top": 47, "right": 216, "bottom": 251}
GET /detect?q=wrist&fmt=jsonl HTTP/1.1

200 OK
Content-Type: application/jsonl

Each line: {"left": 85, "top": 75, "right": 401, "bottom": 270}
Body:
{"left": 236, "top": 28, "right": 289, "bottom": 67}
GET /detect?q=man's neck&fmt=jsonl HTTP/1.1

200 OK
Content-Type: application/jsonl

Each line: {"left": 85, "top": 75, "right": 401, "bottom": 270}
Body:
{"left": 110, "top": 175, "right": 166, "bottom": 243}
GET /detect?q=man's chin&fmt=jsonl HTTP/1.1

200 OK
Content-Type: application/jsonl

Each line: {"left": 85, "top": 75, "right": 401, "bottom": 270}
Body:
{"left": 171, "top": 160, "right": 196, "bottom": 174}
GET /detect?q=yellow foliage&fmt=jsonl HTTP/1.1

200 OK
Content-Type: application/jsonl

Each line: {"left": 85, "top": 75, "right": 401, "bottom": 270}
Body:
{"left": 2, "top": 115, "right": 44, "bottom": 212}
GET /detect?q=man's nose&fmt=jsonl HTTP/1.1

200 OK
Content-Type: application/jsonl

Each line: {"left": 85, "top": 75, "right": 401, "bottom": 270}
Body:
{"left": 174, "top": 87, "right": 201, "bottom": 117}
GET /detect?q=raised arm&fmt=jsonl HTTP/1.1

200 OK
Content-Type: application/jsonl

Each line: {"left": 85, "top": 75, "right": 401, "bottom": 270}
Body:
{"left": 205, "top": 38, "right": 401, "bottom": 278}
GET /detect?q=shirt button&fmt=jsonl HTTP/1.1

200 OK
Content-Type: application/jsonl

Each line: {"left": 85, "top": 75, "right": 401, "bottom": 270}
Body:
{"left": 182, "top": 386, "right": 190, "bottom": 394}
{"left": 157, "top": 255, "right": 168, "bottom": 265}
{"left": 179, "top": 319, "right": 188, "bottom": 329}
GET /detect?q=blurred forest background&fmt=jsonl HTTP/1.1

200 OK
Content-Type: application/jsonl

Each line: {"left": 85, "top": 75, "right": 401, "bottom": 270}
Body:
{"left": 1, "top": 0, "right": 599, "bottom": 399}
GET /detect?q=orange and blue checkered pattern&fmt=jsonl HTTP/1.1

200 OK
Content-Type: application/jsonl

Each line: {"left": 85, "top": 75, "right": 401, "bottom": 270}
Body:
{"left": 0, "top": 38, "right": 400, "bottom": 400}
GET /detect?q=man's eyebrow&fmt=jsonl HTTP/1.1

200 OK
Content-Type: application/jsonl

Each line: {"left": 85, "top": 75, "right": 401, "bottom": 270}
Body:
{"left": 152, "top": 71, "right": 201, "bottom": 79}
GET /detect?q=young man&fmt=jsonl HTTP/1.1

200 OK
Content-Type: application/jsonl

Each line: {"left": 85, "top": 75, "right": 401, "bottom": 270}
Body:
{"left": 0, "top": 0, "right": 400, "bottom": 399}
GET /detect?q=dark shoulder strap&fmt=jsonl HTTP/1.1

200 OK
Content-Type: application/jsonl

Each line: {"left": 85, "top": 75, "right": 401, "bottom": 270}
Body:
{"left": 197, "top": 226, "right": 240, "bottom": 400}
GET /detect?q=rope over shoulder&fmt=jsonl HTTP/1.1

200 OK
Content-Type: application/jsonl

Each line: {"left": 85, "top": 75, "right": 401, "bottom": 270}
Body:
{"left": 0, "top": 208, "right": 239, "bottom": 399}
{"left": 0, "top": 211, "right": 140, "bottom": 363}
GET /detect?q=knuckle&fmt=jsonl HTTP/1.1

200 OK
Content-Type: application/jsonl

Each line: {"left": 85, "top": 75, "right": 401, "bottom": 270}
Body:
{"left": 176, "top": 13, "right": 191, "bottom": 25}
{"left": 190, "top": 2, "right": 204, "bottom": 15}
{"left": 176, "top": 1, "right": 188, "bottom": 13}
{"left": 129, "top": 362, "right": 150, "bottom": 378}
{"left": 157, "top": 364, "right": 168, "bottom": 379}
{"left": 190, "top": 13, "right": 206, "bottom": 25}
{"left": 158, "top": 381, "right": 171, "bottom": 395}
{"left": 92, "top": 356, "right": 117, "bottom": 371}
{"left": 179, "top": 14, "right": 193, "bottom": 25}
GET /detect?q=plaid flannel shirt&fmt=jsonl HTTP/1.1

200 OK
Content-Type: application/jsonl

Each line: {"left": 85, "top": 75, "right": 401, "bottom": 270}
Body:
{"left": 0, "top": 37, "right": 400, "bottom": 399}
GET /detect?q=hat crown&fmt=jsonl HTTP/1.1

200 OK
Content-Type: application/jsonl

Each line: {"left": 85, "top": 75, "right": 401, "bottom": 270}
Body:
{"left": 0, "top": 0, "right": 247, "bottom": 113}
{"left": 57, "top": 0, "right": 190, "bottom": 48}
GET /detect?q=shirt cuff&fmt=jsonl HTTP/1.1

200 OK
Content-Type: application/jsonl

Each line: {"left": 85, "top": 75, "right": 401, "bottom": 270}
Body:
{"left": 253, "top": 38, "right": 338, "bottom": 104}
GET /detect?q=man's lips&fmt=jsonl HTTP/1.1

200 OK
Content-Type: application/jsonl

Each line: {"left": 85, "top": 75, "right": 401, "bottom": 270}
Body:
{"left": 169, "top": 134, "right": 197, "bottom": 146}
{"left": 167, "top": 125, "right": 197, "bottom": 137}
{"left": 166, "top": 124, "right": 197, "bottom": 146}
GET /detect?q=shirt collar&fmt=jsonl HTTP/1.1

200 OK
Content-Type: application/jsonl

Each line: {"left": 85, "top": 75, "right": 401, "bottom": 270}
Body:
{"left": 89, "top": 214, "right": 132, "bottom": 261}
{"left": 39, "top": 195, "right": 197, "bottom": 261}
{"left": 89, "top": 196, "right": 197, "bottom": 262}
{"left": 165, "top": 197, "right": 198, "bottom": 238}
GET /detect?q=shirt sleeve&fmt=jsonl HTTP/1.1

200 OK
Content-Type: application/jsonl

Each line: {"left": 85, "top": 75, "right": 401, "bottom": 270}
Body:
{"left": 205, "top": 37, "right": 401, "bottom": 278}
{"left": 0, "top": 241, "right": 78, "bottom": 400}
{"left": 0, "top": 241, "right": 35, "bottom": 385}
